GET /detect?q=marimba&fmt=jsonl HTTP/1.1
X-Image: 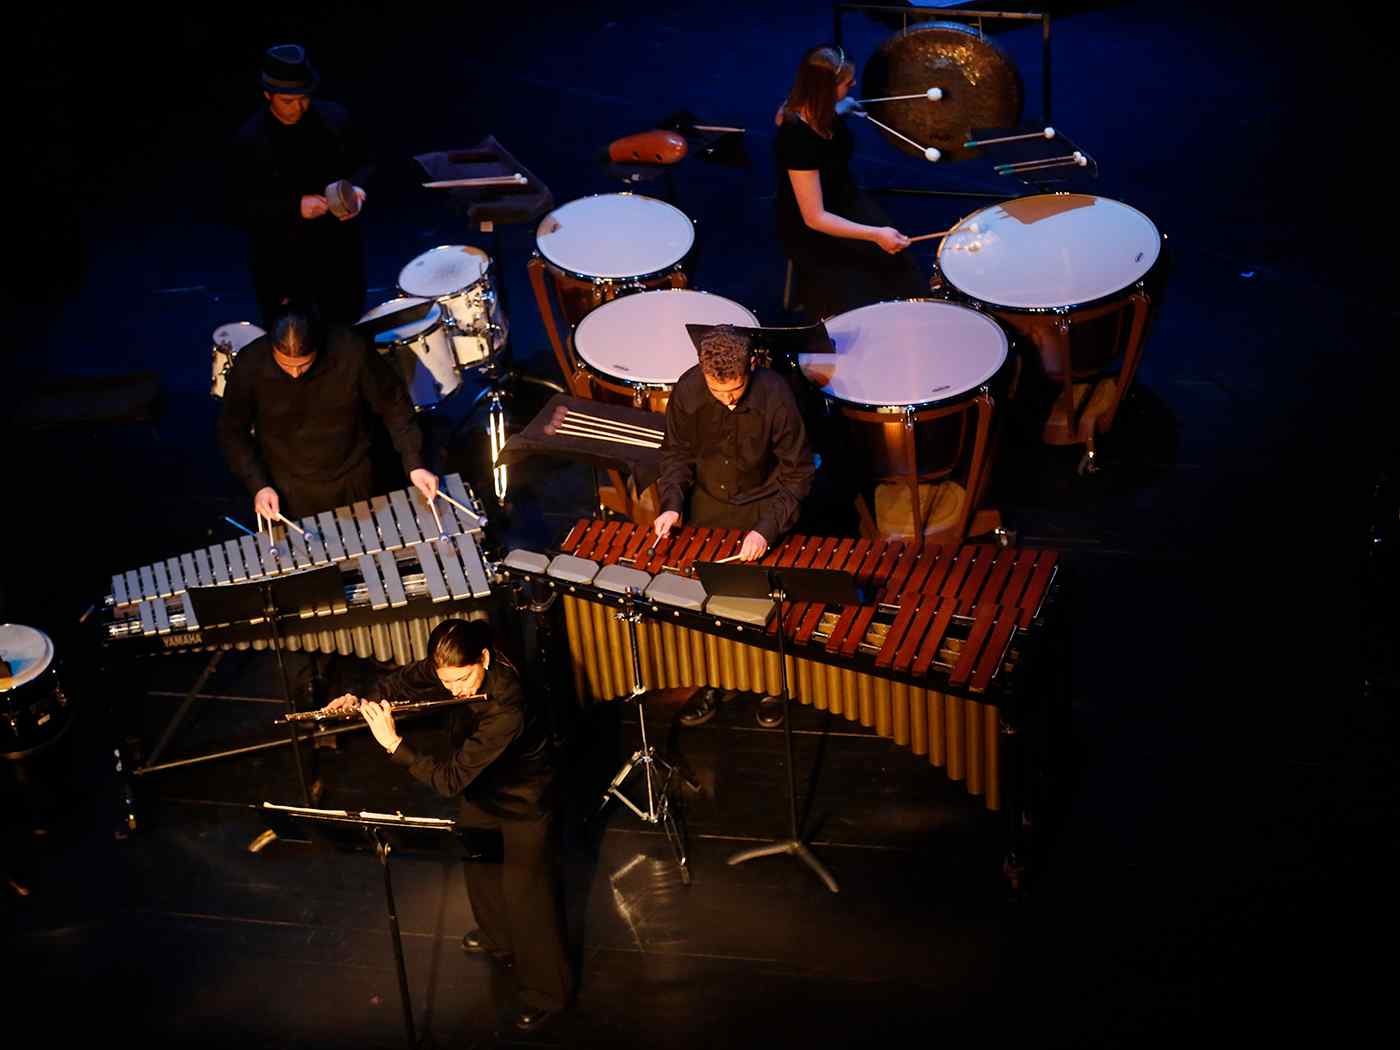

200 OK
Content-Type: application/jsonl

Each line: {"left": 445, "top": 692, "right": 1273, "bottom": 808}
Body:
{"left": 501, "top": 518, "right": 1062, "bottom": 811}
{"left": 101, "top": 474, "right": 493, "bottom": 666}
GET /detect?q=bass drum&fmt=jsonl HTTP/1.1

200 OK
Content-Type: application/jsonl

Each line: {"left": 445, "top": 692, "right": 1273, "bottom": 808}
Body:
{"left": 1, "top": 624, "right": 72, "bottom": 759}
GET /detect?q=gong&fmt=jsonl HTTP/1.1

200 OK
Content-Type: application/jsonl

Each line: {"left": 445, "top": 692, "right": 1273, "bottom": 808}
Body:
{"left": 862, "top": 22, "right": 1023, "bottom": 164}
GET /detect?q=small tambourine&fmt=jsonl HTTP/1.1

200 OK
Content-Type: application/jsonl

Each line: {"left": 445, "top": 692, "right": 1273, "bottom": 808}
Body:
{"left": 325, "top": 179, "right": 360, "bottom": 219}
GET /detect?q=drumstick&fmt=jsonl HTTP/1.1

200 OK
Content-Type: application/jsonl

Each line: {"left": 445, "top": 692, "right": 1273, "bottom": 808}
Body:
{"left": 275, "top": 513, "right": 306, "bottom": 537}
{"left": 907, "top": 227, "right": 959, "bottom": 244}
{"left": 996, "top": 152, "right": 1086, "bottom": 173}
{"left": 428, "top": 497, "right": 445, "bottom": 538}
{"left": 560, "top": 403, "right": 663, "bottom": 436}
{"left": 434, "top": 490, "right": 477, "bottom": 519}
{"left": 853, "top": 111, "right": 942, "bottom": 162}
{"left": 854, "top": 88, "right": 944, "bottom": 103}
{"left": 421, "top": 174, "right": 527, "bottom": 189}
{"left": 692, "top": 124, "right": 745, "bottom": 133}
{"left": 713, "top": 552, "right": 745, "bottom": 565}
{"left": 965, "top": 127, "right": 1055, "bottom": 148}
{"left": 553, "top": 424, "right": 661, "bottom": 449}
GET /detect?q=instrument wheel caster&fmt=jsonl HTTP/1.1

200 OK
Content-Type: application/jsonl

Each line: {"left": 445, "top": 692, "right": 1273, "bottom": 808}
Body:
{"left": 1076, "top": 450, "right": 1099, "bottom": 477}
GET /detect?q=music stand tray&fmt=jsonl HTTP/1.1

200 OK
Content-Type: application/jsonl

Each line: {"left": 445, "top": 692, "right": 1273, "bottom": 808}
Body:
{"left": 691, "top": 560, "right": 863, "bottom": 893}
{"left": 180, "top": 567, "right": 346, "bottom": 803}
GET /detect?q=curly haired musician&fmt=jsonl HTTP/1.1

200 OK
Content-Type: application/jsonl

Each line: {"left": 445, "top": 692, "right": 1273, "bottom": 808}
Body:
{"left": 325, "top": 618, "right": 572, "bottom": 1032}
{"left": 653, "top": 325, "right": 815, "bottom": 728}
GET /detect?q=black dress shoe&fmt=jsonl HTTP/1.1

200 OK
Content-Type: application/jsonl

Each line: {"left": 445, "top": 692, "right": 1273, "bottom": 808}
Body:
{"left": 756, "top": 694, "right": 785, "bottom": 728}
{"left": 461, "top": 929, "right": 514, "bottom": 967}
{"left": 507, "top": 1005, "right": 560, "bottom": 1032}
{"left": 677, "top": 687, "right": 733, "bottom": 726}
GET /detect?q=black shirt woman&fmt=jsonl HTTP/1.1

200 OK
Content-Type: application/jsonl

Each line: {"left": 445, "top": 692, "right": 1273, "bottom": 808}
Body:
{"left": 327, "top": 619, "right": 572, "bottom": 1032}
{"left": 774, "top": 45, "right": 927, "bottom": 319}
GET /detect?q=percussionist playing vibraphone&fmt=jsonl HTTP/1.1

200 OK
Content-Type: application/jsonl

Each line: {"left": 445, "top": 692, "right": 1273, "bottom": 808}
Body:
{"left": 651, "top": 324, "right": 815, "bottom": 728}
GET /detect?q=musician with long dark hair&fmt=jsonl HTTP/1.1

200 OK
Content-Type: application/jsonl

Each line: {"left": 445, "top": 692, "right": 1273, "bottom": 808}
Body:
{"left": 775, "top": 44, "right": 926, "bottom": 318}
{"left": 325, "top": 618, "right": 572, "bottom": 1032}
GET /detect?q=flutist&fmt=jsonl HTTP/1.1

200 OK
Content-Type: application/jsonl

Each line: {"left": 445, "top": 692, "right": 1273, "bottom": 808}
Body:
{"left": 323, "top": 618, "right": 571, "bottom": 1032}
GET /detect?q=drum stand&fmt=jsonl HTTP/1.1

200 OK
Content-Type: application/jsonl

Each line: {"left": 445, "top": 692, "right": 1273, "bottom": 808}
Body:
{"left": 593, "top": 588, "right": 692, "bottom": 884}
{"left": 455, "top": 357, "right": 563, "bottom": 503}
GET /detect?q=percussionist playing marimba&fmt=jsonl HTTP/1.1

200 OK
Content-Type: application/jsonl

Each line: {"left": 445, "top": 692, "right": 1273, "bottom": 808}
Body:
{"left": 652, "top": 325, "right": 815, "bottom": 728}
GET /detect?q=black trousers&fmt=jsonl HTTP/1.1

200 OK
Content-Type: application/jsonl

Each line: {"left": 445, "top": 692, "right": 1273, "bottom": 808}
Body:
{"left": 457, "top": 798, "right": 573, "bottom": 1011}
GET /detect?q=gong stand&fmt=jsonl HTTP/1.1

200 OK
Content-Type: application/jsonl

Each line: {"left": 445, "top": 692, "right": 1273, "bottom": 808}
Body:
{"left": 833, "top": 5, "right": 1053, "bottom": 202}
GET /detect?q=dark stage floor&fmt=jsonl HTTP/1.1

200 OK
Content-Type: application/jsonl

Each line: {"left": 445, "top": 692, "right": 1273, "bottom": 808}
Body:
{"left": 4, "top": 2, "right": 1396, "bottom": 1046}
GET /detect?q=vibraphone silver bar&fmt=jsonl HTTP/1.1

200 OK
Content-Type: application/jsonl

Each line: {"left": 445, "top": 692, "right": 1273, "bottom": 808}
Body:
{"left": 101, "top": 475, "right": 494, "bottom": 665}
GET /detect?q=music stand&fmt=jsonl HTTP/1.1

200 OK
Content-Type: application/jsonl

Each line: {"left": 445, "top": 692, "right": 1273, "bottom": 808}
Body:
{"left": 259, "top": 801, "right": 465, "bottom": 1050}
{"left": 184, "top": 566, "right": 345, "bottom": 804}
{"left": 692, "top": 561, "right": 866, "bottom": 894}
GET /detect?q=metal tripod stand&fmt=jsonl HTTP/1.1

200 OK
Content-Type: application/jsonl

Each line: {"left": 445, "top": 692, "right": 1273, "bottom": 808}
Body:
{"left": 594, "top": 588, "right": 692, "bottom": 884}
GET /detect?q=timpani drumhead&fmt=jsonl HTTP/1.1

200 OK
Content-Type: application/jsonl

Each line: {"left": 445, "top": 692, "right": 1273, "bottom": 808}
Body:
{"left": 536, "top": 193, "right": 695, "bottom": 279}
{"left": 398, "top": 245, "right": 490, "bottom": 298}
{"left": 0, "top": 624, "right": 54, "bottom": 691}
{"left": 212, "top": 321, "right": 266, "bottom": 352}
{"left": 573, "top": 289, "right": 759, "bottom": 386}
{"left": 800, "top": 300, "right": 1008, "bottom": 408}
{"left": 937, "top": 193, "right": 1162, "bottom": 309}
{"left": 357, "top": 297, "right": 443, "bottom": 342}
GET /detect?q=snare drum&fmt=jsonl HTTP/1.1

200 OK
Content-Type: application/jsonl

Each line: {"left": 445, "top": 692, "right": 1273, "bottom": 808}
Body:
{"left": 534, "top": 193, "right": 695, "bottom": 326}
{"left": 211, "top": 322, "right": 266, "bottom": 399}
{"left": 1, "top": 624, "right": 71, "bottom": 759}
{"left": 800, "top": 300, "right": 1010, "bottom": 540}
{"left": 357, "top": 298, "right": 462, "bottom": 411}
{"left": 397, "top": 245, "right": 508, "bottom": 369}
{"left": 571, "top": 289, "right": 759, "bottom": 411}
{"left": 937, "top": 193, "right": 1163, "bottom": 442}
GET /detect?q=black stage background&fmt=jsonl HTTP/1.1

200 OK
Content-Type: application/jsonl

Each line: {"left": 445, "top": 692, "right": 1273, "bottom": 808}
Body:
{"left": 3, "top": 2, "right": 1395, "bottom": 1045}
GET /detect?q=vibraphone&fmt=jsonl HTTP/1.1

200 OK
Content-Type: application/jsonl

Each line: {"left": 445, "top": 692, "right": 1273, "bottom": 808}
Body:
{"left": 501, "top": 518, "right": 1061, "bottom": 811}
{"left": 102, "top": 474, "right": 493, "bottom": 666}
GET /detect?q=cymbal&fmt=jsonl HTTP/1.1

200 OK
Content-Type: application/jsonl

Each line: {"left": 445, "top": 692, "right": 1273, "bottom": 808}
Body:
{"left": 861, "top": 21, "right": 1023, "bottom": 164}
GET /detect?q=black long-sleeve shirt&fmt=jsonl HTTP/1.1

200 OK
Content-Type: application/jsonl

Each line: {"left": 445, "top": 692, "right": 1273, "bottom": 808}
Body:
{"left": 231, "top": 100, "right": 371, "bottom": 324}
{"left": 232, "top": 99, "right": 370, "bottom": 242}
{"left": 215, "top": 327, "right": 424, "bottom": 511}
{"left": 373, "top": 657, "right": 554, "bottom": 819}
{"left": 657, "top": 366, "right": 814, "bottom": 544}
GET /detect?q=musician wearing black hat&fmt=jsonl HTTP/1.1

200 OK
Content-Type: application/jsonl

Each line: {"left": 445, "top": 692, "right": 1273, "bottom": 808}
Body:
{"left": 652, "top": 325, "right": 815, "bottom": 728}
{"left": 231, "top": 44, "right": 370, "bottom": 328}
{"left": 216, "top": 310, "right": 438, "bottom": 523}
{"left": 324, "top": 619, "right": 573, "bottom": 1033}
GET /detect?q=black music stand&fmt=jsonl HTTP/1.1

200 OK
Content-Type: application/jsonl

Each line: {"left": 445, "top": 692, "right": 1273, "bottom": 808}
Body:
{"left": 693, "top": 561, "right": 866, "bottom": 894}
{"left": 178, "top": 566, "right": 345, "bottom": 804}
{"left": 259, "top": 802, "right": 465, "bottom": 1050}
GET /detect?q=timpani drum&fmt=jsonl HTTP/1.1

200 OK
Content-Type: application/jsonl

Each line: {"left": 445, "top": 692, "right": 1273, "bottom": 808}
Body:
{"left": 937, "top": 193, "right": 1162, "bottom": 401}
{"left": 800, "top": 300, "right": 1010, "bottom": 538}
{"left": 357, "top": 297, "right": 462, "bottom": 411}
{"left": 210, "top": 322, "right": 266, "bottom": 399}
{"left": 534, "top": 193, "right": 695, "bottom": 326}
{"left": 397, "top": 245, "right": 509, "bottom": 370}
{"left": 570, "top": 289, "right": 759, "bottom": 411}
{"left": 1, "top": 624, "right": 71, "bottom": 759}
